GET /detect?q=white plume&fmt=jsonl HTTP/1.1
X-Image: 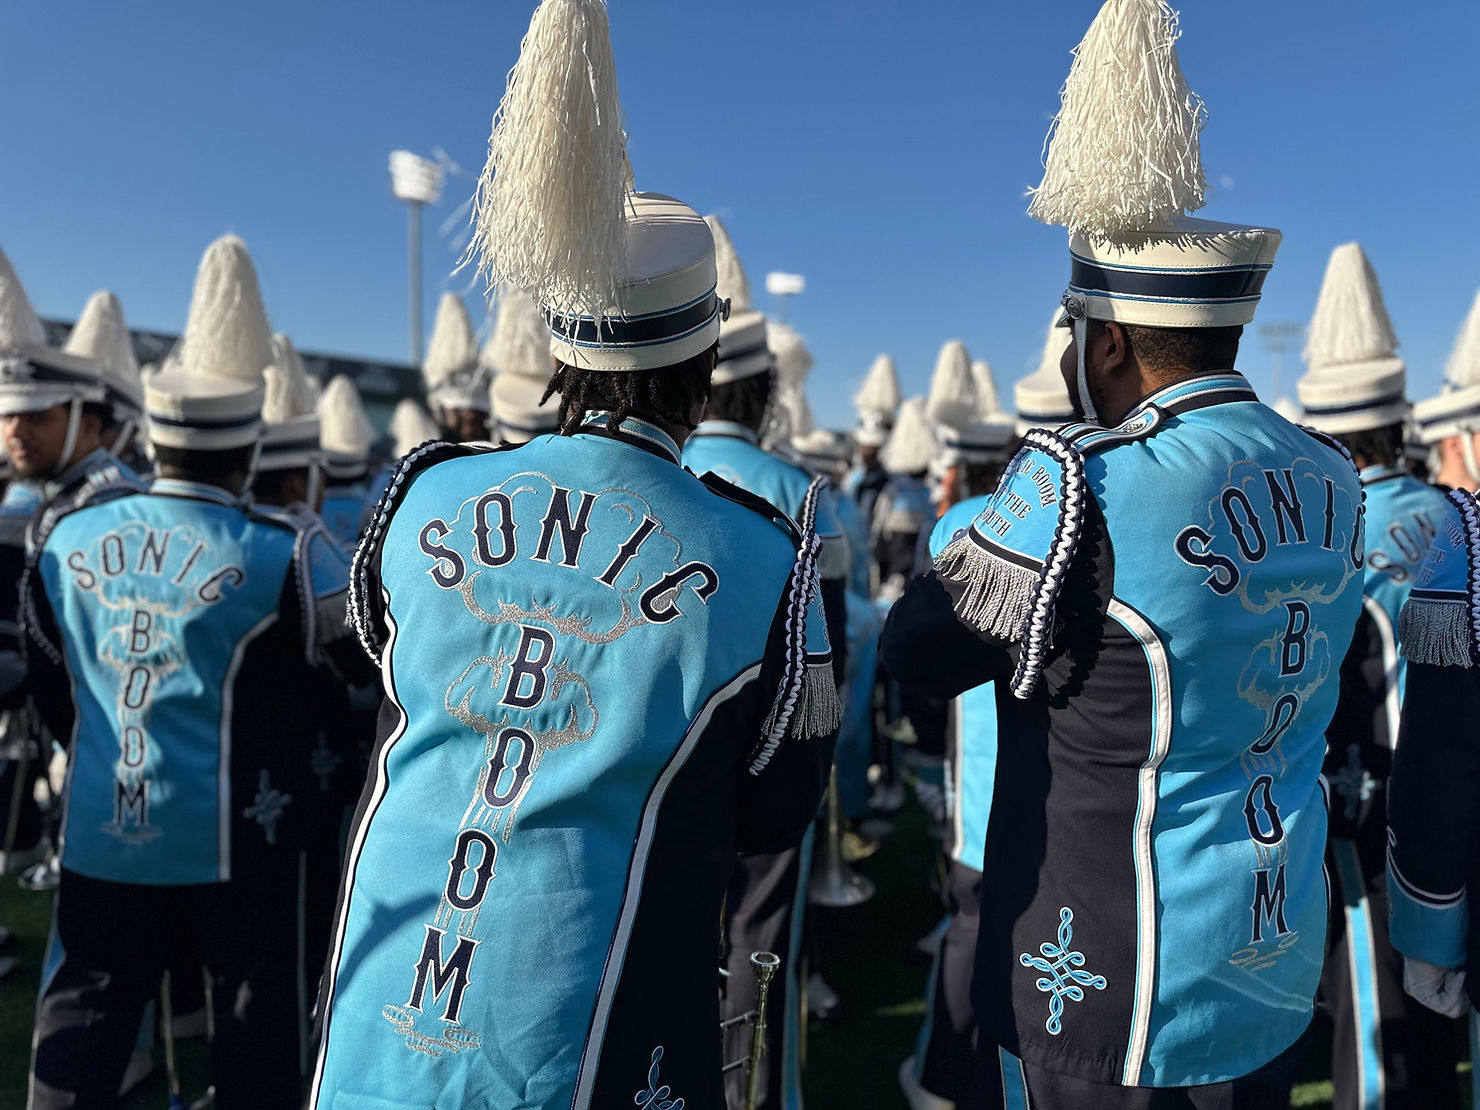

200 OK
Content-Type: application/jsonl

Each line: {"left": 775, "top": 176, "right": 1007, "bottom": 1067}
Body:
{"left": 264, "top": 334, "right": 318, "bottom": 423}
{"left": 927, "top": 340, "right": 978, "bottom": 431}
{"left": 318, "top": 375, "right": 377, "bottom": 458}
{"left": 467, "top": 0, "right": 631, "bottom": 324}
{"left": 706, "top": 215, "right": 752, "bottom": 312}
{"left": 65, "top": 291, "right": 141, "bottom": 386}
{"left": 972, "top": 359, "right": 1005, "bottom": 418}
{"left": 855, "top": 353, "right": 902, "bottom": 421}
{"left": 1303, "top": 243, "right": 1399, "bottom": 369}
{"left": 424, "top": 292, "right": 478, "bottom": 387}
{"left": 486, "top": 287, "right": 553, "bottom": 381}
{"left": 0, "top": 248, "right": 45, "bottom": 350}
{"left": 390, "top": 398, "right": 442, "bottom": 457}
{"left": 881, "top": 397, "right": 938, "bottom": 475}
{"left": 767, "top": 321, "right": 813, "bottom": 385}
{"left": 1028, "top": 0, "right": 1207, "bottom": 244}
{"left": 1444, "top": 289, "right": 1480, "bottom": 389}
{"left": 177, "top": 235, "right": 276, "bottom": 386}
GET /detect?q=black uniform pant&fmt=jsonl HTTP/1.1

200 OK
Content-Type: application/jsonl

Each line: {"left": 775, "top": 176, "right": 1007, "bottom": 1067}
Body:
{"left": 723, "top": 835, "right": 809, "bottom": 1110}
{"left": 916, "top": 861, "right": 983, "bottom": 1105}
{"left": 1323, "top": 835, "right": 1461, "bottom": 1110}
{"left": 979, "top": 1028, "right": 1308, "bottom": 1110}
{"left": 30, "top": 869, "right": 301, "bottom": 1110}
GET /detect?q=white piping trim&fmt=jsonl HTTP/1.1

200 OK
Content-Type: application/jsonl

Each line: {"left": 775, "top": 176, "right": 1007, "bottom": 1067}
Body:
{"left": 219, "top": 612, "right": 278, "bottom": 881}
{"left": 1363, "top": 597, "right": 1401, "bottom": 749}
{"left": 308, "top": 606, "right": 406, "bottom": 1108}
{"left": 1108, "top": 599, "right": 1174, "bottom": 1085}
{"left": 572, "top": 664, "right": 763, "bottom": 1108}
{"left": 950, "top": 699, "right": 966, "bottom": 864}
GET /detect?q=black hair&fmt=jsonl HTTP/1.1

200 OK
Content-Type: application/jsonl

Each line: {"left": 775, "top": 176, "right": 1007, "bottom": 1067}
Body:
{"left": 1089, "top": 320, "right": 1244, "bottom": 376}
{"left": 250, "top": 467, "right": 308, "bottom": 506}
{"left": 82, "top": 400, "right": 116, "bottom": 432}
{"left": 1333, "top": 423, "right": 1404, "bottom": 470}
{"left": 153, "top": 443, "right": 256, "bottom": 484}
{"left": 705, "top": 370, "right": 774, "bottom": 433}
{"left": 545, "top": 343, "right": 716, "bottom": 437}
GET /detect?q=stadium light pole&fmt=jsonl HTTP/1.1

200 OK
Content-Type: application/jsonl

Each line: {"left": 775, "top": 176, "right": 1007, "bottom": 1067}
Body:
{"left": 389, "top": 152, "right": 445, "bottom": 368}
{"left": 766, "top": 272, "right": 806, "bottom": 324}
{"left": 1259, "top": 321, "right": 1303, "bottom": 405}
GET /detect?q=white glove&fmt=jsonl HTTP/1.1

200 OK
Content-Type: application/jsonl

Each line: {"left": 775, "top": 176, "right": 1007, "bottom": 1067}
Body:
{"left": 1403, "top": 958, "right": 1470, "bottom": 1018}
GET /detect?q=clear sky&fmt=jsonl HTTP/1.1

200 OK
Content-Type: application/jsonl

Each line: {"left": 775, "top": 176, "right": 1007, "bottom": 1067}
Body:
{"left": 1, "top": 1, "right": 1476, "bottom": 428}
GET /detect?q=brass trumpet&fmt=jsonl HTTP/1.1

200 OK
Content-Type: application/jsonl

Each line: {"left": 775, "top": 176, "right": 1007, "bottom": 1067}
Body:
{"left": 720, "top": 950, "right": 781, "bottom": 1110}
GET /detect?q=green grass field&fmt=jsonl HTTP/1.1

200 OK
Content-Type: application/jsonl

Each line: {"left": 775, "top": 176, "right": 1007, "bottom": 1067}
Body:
{"left": 0, "top": 801, "right": 1469, "bottom": 1107}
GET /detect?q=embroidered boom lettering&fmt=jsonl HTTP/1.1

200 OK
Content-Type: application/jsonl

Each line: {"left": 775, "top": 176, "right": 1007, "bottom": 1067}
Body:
{"left": 500, "top": 626, "right": 556, "bottom": 710}
{"left": 407, "top": 926, "right": 478, "bottom": 1023}
{"left": 444, "top": 829, "right": 498, "bottom": 912}
{"left": 1250, "top": 866, "right": 1290, "bottom": 944}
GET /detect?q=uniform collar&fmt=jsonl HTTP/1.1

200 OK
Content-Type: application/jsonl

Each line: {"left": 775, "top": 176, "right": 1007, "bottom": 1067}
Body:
{"left": 1359, "top": 463, "right": 1407, "bottom": 487}
{"left": 149, "top": 477, "right": 244, "bottom": 507}
{"left": 691, "top": 420, "right": 759, "bottom": 446}
{"left": 1135, "top": 372, "right": 1258, "bottom": 418}
{"left": 42, "top": 447, "right": 111, "bottom": 499}
{"left": 577, "top": 412, "right": 682, "bottom": 465}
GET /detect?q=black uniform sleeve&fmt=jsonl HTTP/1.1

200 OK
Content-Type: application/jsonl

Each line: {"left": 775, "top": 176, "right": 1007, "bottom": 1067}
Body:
{"left": 880, "top": 570, "right": 1015, "bottom": 699}
{"left": 1387, "top": 661, "right": 1480, "bottom": 968}
{"left": 1323, "top": 607, "right": 1389, "bottom": 839}
{"left": 19, "top": 568, "right": 73, "bottom": 749}
{"left": 819, "top": 573, "right": 849, "bottom": 690}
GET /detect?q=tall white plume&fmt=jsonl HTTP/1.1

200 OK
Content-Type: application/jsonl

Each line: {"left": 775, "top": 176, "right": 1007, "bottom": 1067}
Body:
{"left": 927, "top": 340, "right": 978, "bottom": 431}
{"left": 855, "top": 353, "right": 902, "bottom": 421}
{"left": 881, "top": 397, "right": 938, "bottom": 475}
{"left": 65, "top": 291, "right": 141, "bottom": 386}
{"left": 177, "top": 235, "right": 276, "bottom": 386}
{"left": 706, "top": 215, "right": 752, "bottom": 312}
{"left": 467, "top": 0, "right": 631, "bottom": 324}
{"left": 1303, "top": 243, "right": 1399, "bottom": 369}
{"left": 423, "top": 292, "right": 478, "bottom": 387}
{"left": 0, "top": 248, "right": 46, "bottom": 349}
{"left": 768, "top": 321, "right": 813, "bottom": 386}
{"left": 318, "top": 375, "right": 377, "bottom": 458}
{"left": 391, "top": 398, "right": 442, "bottom": 457}
{"left": 973, "top": 359, "right": 1005, "bottom": 418}
{"left": 264, "top": 334, "right": 318, "bottom": 422}
{"left": 1028, "top": 0, "right": 1207, "bottom": 244}
{"left": 1444, "top": 289, "right": 1480, "bottom": 389}
{"left": 486, "top": 287, "right": 554, "bottom": 381}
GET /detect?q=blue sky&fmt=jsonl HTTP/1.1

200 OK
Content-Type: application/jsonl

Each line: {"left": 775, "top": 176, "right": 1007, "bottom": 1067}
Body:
{"left": 1, "top": 1, "right": 1475, "bottom": 428}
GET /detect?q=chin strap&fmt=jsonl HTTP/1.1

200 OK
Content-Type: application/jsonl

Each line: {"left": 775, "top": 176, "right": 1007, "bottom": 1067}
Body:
{"left": 243, "top": 439, "right": 264, "bottom": 496}
{"left": 306, "top": 457, "right": 324, "bottom": 511}
{"left": 1462, "top": 429, "right": 1480, "bottom": 488}
{"left": 58, "top": 398, "right": 84, "bottom": 474}
{"left": 109, "top": 416, "right": 137, "bottom": 460}
{"left": 1061, "top": 293, "right": 1098, "bottom": 426}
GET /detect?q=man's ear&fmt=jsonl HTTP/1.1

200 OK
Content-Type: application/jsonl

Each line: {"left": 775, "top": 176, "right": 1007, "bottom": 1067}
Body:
{"left": 1099, "top": 321, "right": 1130, "bottom": 375}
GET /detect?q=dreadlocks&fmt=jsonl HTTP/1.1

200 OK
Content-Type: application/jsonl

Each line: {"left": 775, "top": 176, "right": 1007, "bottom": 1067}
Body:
{"left": 545, "top": 344, "right": 716, "bottom": 438}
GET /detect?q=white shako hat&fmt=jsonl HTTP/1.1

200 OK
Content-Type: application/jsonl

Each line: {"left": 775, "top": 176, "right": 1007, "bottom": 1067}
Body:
{"left": 1015, "top": 311, "right": 1077, "bottom": 435}
{"left": 390, "top": 398, "right": 441, "bottom": 458}
{"left": 1032, "top": 0, "right": 1281, "bottom": 426}
{"left": 485, "top": 288, "right": 561, "bottom": 443}
{"left": 1296, "top": 243, "right": 1408, "bottom": 436}
{"left": 881, "top": 396, "right": 938, "bottom": 476}
{"left": 1412, "top": 290, "right": 1480, "bottom": 445}
{"left": 941, "top": 357, "right": 1014, "bottom": 464}
{"left": 768, "top": 320, "right": 816, "bottom": 442}
{"left": 855, "top": 352, "right": 901, "bottom": 448}
{"left": 317, "top": 375, "right": 376, "bottom": 478}
{"left": 792, "top": 427, "right": 852, "bottom": 471}
{"left": 467, "top": 0, "right": 721, "bottom": 378}
{"left": 64, "top": 291, "right": 143, "bottom": 423}
{"left": 424, "top": 292, "right": 490, "bottom": 413}
{"left": 257, "top": 333, "right": 323, "bottom": 472}
{"left": 147, "top": 235, "right": 272, "bottom": 451}
{"left": 0, "top": 248, "right": 104, "bottom": 417}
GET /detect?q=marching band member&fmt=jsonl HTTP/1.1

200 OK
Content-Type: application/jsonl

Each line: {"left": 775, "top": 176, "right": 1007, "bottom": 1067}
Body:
{"left": 1296, "top": 243, "right": 1463, "bottom": 1109}
{"left": 63, "top": 291, "right": 147, "bottom": 473}
{"left": 317, "top": 375, "right": 378, "bottom": 550}
{"left": 1412, "top": 291, "right": 1480, "bottom": 493}
{"left": 308, "top": 3, "right": 837, "bottom": 1107}
{"left": 486, "top": 287, "right": 563, "bottom": 445}
{"left": 848, "top": 353, "right": 901, "bottom": 535}
{"left": 24, "top": 234, "right": 359, "bottom": 1108}
{"left": 900, "top": 365, "right": 1018, "bottom": 1110}
{"left": 882, "top": 1, "right": 1365, "bottom": 1103}
{"left": 681, "top": 216, "right": 848, "bottom": 1109}
{"left": 422, "top": 291, "right": 491, "bottom": 443}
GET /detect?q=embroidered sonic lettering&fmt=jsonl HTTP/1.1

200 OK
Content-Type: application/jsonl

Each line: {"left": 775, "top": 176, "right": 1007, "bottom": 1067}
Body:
{"left": 634, "top": 1046, "right": 685, "bottom": 1110}
{"left": 1020, "top": 907, "right": 1107, "bottom": 1035}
